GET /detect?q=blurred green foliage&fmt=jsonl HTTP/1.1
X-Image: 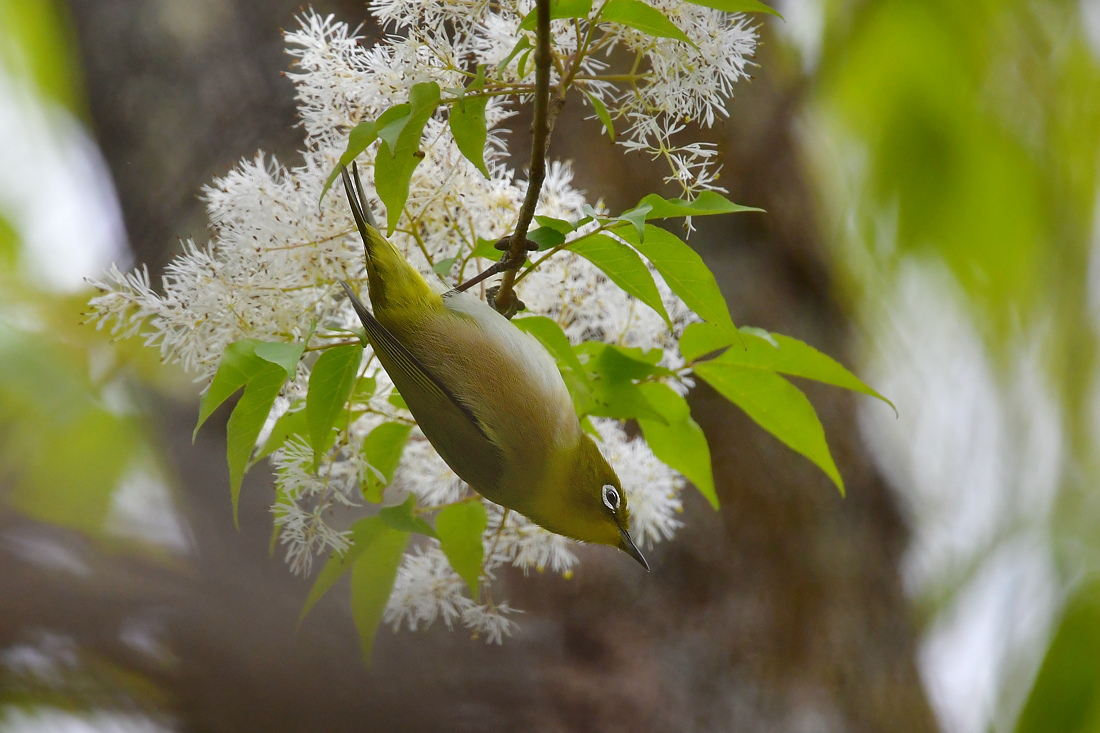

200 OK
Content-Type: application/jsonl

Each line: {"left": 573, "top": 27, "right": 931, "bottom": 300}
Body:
{"left": 807, "top": 0, "right": 1100, "bottom": 727}
{"left": 0, "top": 0, "right": 176, "bottom": 546}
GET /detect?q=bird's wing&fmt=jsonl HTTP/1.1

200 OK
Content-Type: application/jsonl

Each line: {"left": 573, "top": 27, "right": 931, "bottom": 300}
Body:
{"left": 340, "top": 282, "right": 506, "bottom": 491}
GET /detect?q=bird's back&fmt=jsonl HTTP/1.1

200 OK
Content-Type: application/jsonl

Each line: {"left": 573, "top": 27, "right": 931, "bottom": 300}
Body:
{"left": 377, "top": 288, "right": 580, "bottom": 510}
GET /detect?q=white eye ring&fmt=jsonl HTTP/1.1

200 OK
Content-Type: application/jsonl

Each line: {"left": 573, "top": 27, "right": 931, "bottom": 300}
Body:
{"left": 602, "top": 484, "right": 620, "bottom": 512}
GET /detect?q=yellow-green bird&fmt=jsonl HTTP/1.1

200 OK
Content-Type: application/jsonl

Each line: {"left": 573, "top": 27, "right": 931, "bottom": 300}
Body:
{"left": 337, "top": 167, "right": 648, "bottom": 570}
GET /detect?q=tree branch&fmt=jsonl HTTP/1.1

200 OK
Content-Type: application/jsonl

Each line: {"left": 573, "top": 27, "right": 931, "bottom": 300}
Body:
{"left": 490, "top": 0, "right": 554, "bottom": 318}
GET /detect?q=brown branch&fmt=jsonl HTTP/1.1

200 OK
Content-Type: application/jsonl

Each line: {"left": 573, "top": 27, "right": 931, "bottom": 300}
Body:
{"left": 490, "top": 0, "right": 554, "bottom": 318}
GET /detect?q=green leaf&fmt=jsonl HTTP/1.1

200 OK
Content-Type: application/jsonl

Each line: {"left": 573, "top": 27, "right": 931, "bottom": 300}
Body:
{"left": 470, "top": 236, "right": 506, "bottom": 262}
{"left": 254, "top": 341, "right": 305, "bottom": 376}
{"left": 685, "top": 0, "right": 782, "bottom": 18}
{"left": 299, "top": 516, "right": 376, "bottom": 625}
{"left": 375, "top": 82, "right": 441, "bottom": 235}
{"left": 534, "top": 215, "right": 576, "bottom": 234}
{"left": 352, "top": 374, "right": 378, "bottom": 402}
{"left": 587, "top": 379, "right": 667, "bottom": 422}
{"left": 578, "top": 340, "right": 674, "bottom": 381}
{"left": 195, "top": 339, "right": 265, "bottom": 440}
{"left": 528, "top": 226, "right": 566, "bottom": 250}
{"left": 320, "top": 119, "right": 379, "bottom": 203}
{"left": 619, "top": 224, "right": 736, "bottom": 330}
{"left": 681, "top": 323, "right": 895, "bottom": 412}
{"left": 1015, "top": 579, "right": 1100, "bottom": 733}
{"left": 252, "top": 407, "right": 308, "bottom": 465}
{"left": 375, "top": 103, "right": 414, "bottom": 152}
{"left": 361, "top": 421, "right": 414, "bottom": 503}
{"left": 576, "top": 341, "right": 670, "bottom": 422}
{"left": 569, "top": 233, "right": 671, "bottom": 325}
{"left": 449, "top": 67, "right": 490, "bottom": 178}
{"left": 599, "top": 0, "right": 697, "bottom": 47}
{"left": 435, "top": 501, "right": 488, "bottom": 601}
{"left": 306, "top": 343, "right": 364, "bottom": 465}
{"left": 496, "top": 36, "right": 531, "bottom": 77}
{"left": 350, "top": 519, "right": 409, "bottom": 665}
{"left": 516, "top": 48, "right": 533, "bottom": 79}
{"left": 512, "top": 316, "right": 595, "bottom": 413}
{"left": 679, "top": 321, "right": 740, "bottom": 361}
{"left": 617, "top": 203, "right": 652, "bottom": 241}
{"left": 379, "top": 494, "right": 438, "bottom": 538}
{"left": 636, "top": 383, "right": 717, "bottom": 509}
{"left": 512, "top": 316, "right": 586, "bottom": 375}
{"left": 694, "top": 358, "right": 844, "bottom": 495}
{"left": 226, "top": 363, "right": 288, "bottom": 527}
{"left": 519, "top": 0, "right": 594, "bottom": 29}
{"left": 636, "top": 190, "right": 764, "bottom": 220}
{"left": 583, "top": 89, "right": 616, "bottom": 140}
{"left": 433, "top": 257, "right": 458, "bottom": 277}
{"left": 388, "top": 391, "right": 409, "bottom": 410}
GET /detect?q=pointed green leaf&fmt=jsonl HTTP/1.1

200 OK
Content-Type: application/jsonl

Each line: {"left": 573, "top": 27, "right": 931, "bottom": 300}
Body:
{"left": 352, "top": 374, "right": 378, "bottom": 402}
{"left": 350, "top": 519, "right": 409, "bottom": 665}
{"left": 226, "top": 362, "right": 288, "bottom": 526}
{"left": 694, "top": 358, "right": 844, "bottom": 495}
{"left": 252, "top": 407, "right": 308, "bottom": 465}
{"left": 587, "top": 379, "right": 667, "bottom": 422}
{"left": 449, "top": 68, "right": 490, "bottom": 178}
{"left": 436, "top": 500, "right": 487, "bottom": 601}
{"left": 685, "top": 0, "right": 782, "bottom": 18}
{"left": 299, "top": 516, "right": 377, "bottom": 625}
{"left": 512, "top": 316, "right": 585, "bottom": 375}
{"left": 512, "top": 316, "right": 595, "bottom": 412}
{"left": 379, "top": 494, "right": 438, "bottom": 538}
{"left": 534, "top": 215, "right": 577, "bottom": 234}
{"left": 682, "top": 323, "right": 895, "bottom": 412}
{"left": 578, "top": 341, "right": 675, "bottom": 382}
{"left": 619, "top": 224, "right": 736, "bottom": 330}
{"left": 636, "top": 190, "right": 764, "bottom": 220}
{"left": 519, "top": 0, "right": 594, "bottom": 30}
{"left": 320, "top": 119, "right": 379, "bottom": 203}
{"left": 569, "top": 233, "right": 671, "bottom": 325}
{"left": 1015, "top": 579, "right": 1100, "bottom": 733}
{"left": 306, "top": 343, "right": 363, "bottom": 464}
{"left": 599, "top": 0, "right": 696, "bottom": 47}
{"left": 617, "top": 203, "right": 652, "bottom": 241}
{"left": 470, "top": 236, "right": 506, "bottom": 262}
{"left": 254, "top": 341, "right": 304, "bottom": 376}
{"left": 361, "top": 421, "right": 414, "bottom": 503}
{"left": 636, "top": 382, "right": 717, "bottom": 509}
{"left": 195, "top": 339, "right": 265, "bottom": 440}
{"left": 375, "top": 103, "right": 414, "bottom": 152}
{"left": 433, "top": 257, "right": 458, "bottom": 277}
{"left": 496, "top": 36, "right": 531, "bottom": 77}
{"left": 680, "top": 321, "right": 740, "bottom": 361}
{"left": 516, "top": 48, "right": 533, "bottom": 79}
{"left": 375, "top": 82, "right": 441, "bottom": 234}
{"left": 583, "top": 89, "right": 615, "bottom": 140}
{"left": 528, "top": 226, "right": 566, "bottom": 250}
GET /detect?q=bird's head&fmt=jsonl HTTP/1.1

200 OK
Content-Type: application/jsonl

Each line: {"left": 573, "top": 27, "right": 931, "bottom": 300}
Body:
{"left": 549, "top": 433, "right": 649, "bottom": 571}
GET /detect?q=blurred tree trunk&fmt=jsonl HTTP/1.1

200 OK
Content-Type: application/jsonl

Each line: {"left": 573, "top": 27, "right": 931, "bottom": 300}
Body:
{"left": 4, "top": 2, "right": 937, "bottom": 730}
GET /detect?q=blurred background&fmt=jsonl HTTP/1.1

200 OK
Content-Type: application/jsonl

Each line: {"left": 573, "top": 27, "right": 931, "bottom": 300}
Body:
{"left": 1, "top": 0, "right": 1097, "bottom": 730}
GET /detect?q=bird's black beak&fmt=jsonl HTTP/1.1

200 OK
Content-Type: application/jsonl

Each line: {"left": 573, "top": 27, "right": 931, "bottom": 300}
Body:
{"left": 618, "top": 526, "right": 650, "bottom": 571}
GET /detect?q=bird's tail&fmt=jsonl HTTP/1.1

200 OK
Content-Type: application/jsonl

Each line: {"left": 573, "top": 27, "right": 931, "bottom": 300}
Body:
{"left": 339, "top": 164, "right": 434, "bottom": 312}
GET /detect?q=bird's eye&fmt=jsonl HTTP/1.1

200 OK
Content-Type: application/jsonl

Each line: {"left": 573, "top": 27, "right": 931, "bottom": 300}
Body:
{"left": 602, "top": 484, "right": 620, "bottom": 512}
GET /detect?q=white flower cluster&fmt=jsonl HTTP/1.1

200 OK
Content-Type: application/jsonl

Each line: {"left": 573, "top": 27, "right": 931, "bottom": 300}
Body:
{"left": 88, "top": 0, "right": 754, "bottom": 642}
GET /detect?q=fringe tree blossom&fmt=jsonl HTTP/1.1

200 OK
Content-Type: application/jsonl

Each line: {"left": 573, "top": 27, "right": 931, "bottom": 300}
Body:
{"left": 89, "top": 1, "right": 757, "bottom": 644}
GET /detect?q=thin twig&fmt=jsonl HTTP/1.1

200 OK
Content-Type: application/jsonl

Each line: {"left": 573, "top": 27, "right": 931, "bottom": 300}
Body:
{"left": 490, "top": 0, "right": 554, "bottom": 318}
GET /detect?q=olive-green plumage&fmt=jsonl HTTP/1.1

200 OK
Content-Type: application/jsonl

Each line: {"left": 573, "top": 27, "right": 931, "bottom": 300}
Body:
{"left": 337, "top": 168, "right": 647, "bottom": 569}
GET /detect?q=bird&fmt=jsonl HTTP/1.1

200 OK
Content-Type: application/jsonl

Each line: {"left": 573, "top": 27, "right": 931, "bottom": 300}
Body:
{"left": 336, "top": 165, "right": 648, "bottom": 570}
